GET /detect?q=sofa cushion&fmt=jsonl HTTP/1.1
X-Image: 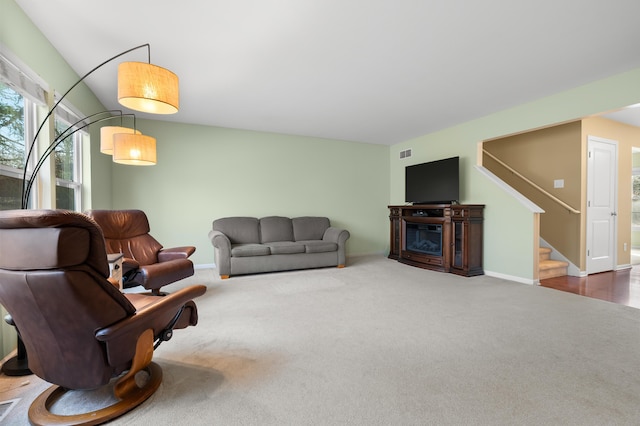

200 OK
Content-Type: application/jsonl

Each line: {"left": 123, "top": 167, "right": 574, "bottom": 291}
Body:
{"left": 264, "top": 241, "right": 306, "bottom": 255}
{"left": 300, "top": 240, "right": 338, "bottom": 253}
{"left": 231, "top": 243, "right": 271, "bottom": 257}
{"left": 260, "top": 216, "right": 294, "bottom": 243}
{"left": 292, "top": 217, "right": 330, "bottom": 241}
{"left": 213, "top": 217, "right": 260, "bottom": 244}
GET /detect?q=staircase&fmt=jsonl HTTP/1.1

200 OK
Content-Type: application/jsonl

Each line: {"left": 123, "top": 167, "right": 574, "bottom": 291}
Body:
{"left": 539, "top": 247, "right": 569, "bottom": 280}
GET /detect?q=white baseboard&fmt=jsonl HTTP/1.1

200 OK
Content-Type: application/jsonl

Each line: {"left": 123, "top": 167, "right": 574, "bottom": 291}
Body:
{"left": 195, "top": 263, "right": 216, "bottom": 270}
{"left": 484, "top": 270, "right": 536, "bottom": 285}
{"left": 616, "top": 263, "right": 632, "bottom": 271}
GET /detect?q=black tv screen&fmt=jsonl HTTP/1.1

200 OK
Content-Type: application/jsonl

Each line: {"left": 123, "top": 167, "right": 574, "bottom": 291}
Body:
{"left": 405, "top": 156, "right": 459, "bottom": 204}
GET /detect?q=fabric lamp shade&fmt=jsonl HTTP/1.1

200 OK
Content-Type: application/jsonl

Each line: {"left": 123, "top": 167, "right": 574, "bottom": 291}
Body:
{"left": 100, "top": 126, "right": 141, "bottom": 155}
{"left": 113, "top": 133, "right": 157, "bottom": 165}
{"left": 118, "top": 62, "right": 179, "bottom": 114}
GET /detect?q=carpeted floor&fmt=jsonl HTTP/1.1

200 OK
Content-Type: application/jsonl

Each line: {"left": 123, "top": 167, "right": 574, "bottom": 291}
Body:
{"left": 3, "top": 255, "right": 640, "bottom": 425}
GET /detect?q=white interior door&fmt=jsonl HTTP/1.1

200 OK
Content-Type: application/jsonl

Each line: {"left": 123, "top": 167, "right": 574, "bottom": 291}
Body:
{"left": 586, "top": 136, "right": 618, "bottom": 274}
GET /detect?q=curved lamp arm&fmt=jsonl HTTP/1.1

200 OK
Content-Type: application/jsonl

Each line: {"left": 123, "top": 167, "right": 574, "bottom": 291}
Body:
{"left": 21, "top": 44, "right": 151, "bottom": 209}
{"left": 22, "top": 110, "right": 137, "bottom": 208}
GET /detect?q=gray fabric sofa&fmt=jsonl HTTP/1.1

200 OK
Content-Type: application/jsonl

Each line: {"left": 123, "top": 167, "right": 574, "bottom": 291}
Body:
{"left": 208, "top": 216, "right": 350, "bottom": 278}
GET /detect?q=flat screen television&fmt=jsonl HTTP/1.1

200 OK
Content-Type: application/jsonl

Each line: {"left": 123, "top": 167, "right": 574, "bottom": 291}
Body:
{"left": 405, "top": 156, "right": 459, "bottom": 205}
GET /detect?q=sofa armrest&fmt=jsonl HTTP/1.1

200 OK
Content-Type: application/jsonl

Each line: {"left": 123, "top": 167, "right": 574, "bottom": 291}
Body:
{"left": 323, "top": 227, "right": 350, "bottom": 267}
{"left": 323, "top": 227, "right": 350, "bottom": 245}
{"left": 208, "top": 230, "right": 231, "bottom": 277}
{"left": 208, "top": 230, "right": 230, "bottom": 249}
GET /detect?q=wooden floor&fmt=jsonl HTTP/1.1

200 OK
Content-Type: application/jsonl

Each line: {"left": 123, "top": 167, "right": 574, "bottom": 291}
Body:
{"left": 539, "top": 265, "right": 640, "bottom": 309}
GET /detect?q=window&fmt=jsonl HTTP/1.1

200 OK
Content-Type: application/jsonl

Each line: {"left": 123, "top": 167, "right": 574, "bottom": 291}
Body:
{"left": 54, "top": 114, "right": 83, "bottom": 210}
{"left": 633, "top": 149, "right": 640, "bottom": 230}
{"left": 0, "top": 82, "right": 30, "bottom": 210}
{"left": 1, "top": 52, "right": 86, "bottom": 211}
{"left": 633, "top": 168, "right": 640, "bottom": 229}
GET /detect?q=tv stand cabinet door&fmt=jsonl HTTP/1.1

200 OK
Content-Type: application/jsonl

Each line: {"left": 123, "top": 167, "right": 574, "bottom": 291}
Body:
{"left": 388, "top": 206, "right": 401, "bottom": 259}
{"left": 450, "top": 206, "right": 484, "bottom": 276}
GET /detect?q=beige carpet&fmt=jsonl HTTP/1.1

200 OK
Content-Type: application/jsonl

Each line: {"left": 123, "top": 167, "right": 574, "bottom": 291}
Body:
{"left": 4, "top": 255, "right": 640, "bottom": 425}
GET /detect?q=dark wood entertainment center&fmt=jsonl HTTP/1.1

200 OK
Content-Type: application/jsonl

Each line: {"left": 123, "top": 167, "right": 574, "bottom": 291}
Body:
{"left": 388, "top": 204, "right": 484, "bottom": 276}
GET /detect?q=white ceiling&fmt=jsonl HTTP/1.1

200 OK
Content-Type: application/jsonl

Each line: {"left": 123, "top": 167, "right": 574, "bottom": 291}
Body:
{"left": 14, "top": 0, "right": 640, "bottom": 145}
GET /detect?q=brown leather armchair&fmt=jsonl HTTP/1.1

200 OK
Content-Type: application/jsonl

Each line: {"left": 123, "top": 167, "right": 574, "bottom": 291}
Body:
{"left": 0, "top": 209, "right": 206, "bottom": 425}
{"left": 86, "top": 209, "right": 196, "bottom": 295}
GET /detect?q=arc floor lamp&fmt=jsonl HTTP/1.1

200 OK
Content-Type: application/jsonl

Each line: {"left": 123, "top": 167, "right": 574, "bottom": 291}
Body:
{"left": 2, "top": 43, "right": 179, "bottom": 376}
{"left": 20, "top": 43, "right": 179, "bottom": 208}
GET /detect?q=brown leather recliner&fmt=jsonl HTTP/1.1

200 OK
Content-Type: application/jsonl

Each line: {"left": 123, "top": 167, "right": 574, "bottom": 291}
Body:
{"left": 0, "top": 209, "right": 206, "bottom": 425}
{"left": 86, "top": 209, "right": 195, "bottom": 295}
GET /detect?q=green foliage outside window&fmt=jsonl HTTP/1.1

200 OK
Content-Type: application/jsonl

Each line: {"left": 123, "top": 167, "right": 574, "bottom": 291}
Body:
{"left": 0, "top": 82, "right": 26, "bottom": 210}
{"left": 632, "top": 175, "right": 640, "bottom": 227}
{"left": 54, "top": 120, "right": 75, "bottom": 181}
{"left": 634, "top": 175, "right": 640, "bottom": 199}
{"left": 1, "top": 83, "right": 79, "bottom": 210}
{"left": 0, "top": 82, "right": 25, "bottom": 169}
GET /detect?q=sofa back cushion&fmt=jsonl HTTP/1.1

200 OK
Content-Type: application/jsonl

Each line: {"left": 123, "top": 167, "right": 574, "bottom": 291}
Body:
{"left": 292, "top": 217, "right": 330, "bottom": 241}
{"left": 213, "top": 217, "right": 260, "bottom": 244}
{"left": 260, "top": 216, "right": 294, "bottom": 243}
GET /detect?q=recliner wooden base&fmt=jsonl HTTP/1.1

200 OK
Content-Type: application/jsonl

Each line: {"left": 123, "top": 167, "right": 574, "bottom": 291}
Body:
{"left": 28, "top": 361, "right": 162, "bottom": 426}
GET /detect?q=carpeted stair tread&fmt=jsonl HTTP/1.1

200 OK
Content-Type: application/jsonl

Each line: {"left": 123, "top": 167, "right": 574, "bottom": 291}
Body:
{"left": 539, "top": 258, "right": 569, "bottom": 279}
{"left": 539, "top": 247, "right": 552, "bottom": 261}
{"left": 539, "top": 259, "right": 568, "bottom": 270}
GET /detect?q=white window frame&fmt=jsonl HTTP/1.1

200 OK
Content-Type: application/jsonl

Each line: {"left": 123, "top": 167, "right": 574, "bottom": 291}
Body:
{"left": 53, "top": 118, "right": 84, "bottom": 211}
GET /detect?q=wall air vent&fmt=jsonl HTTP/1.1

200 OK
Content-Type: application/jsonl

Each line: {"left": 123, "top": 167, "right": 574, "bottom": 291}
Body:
{"left": 399, "top": 149, "right": 412, "bottom": 159}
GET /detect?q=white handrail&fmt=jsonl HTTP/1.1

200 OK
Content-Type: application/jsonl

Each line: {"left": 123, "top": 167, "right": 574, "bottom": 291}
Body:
{"left": 482, "top": 149, "right": 580, "bottom": 214}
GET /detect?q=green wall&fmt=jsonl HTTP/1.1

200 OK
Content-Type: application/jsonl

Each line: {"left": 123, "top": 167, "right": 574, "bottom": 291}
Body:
{"left": 112, "top": 120, "right": 390, "bottom": 265}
